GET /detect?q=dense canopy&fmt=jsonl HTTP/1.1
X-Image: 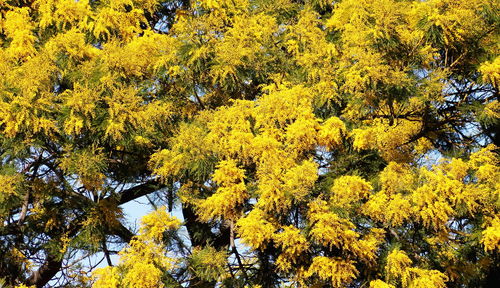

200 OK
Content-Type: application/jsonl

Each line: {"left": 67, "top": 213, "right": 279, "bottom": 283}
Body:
{"left": 0, "top": 0, "right": 499, "bottom": 287}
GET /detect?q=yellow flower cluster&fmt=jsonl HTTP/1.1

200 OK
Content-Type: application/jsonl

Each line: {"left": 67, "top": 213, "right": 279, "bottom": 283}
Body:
{"left": 2, "top": 8, "right": 36, "bottom": 60}
{"left": 305, "top": 256, "right": 357, "bottom": 287}
{"left": 0, "top": 174, "right": 20, "bottom": 201}
{"left": 274, "top": 226, "right": 309, "bottom": 271}
{"left": 197, "top": 159, "right": 248, "bottom": 221}
{"left": 308, "top": 200, "right": 382, "bottom": 263}
{"left": 386, "top": 249, "right": 448, "bottom": 287}
{"left": 139, "top": 206, "right": 181, "bottom": 241}
{"left": 479, "top": 57, "right": 500, "bottom": 88}
{"left": 482, "top": 217, "right": 500, "bottom": 252}
{"left": 330, "top": 175, "right": 372, "bottom": 207}
{"left": 237, "top": 208, "right": 276, "bottom": 250}
{"left": 93, "top": 207, "right": 180, "bottom": 288}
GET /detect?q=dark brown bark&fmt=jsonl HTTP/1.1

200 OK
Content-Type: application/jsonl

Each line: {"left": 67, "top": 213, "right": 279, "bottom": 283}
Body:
{"left": 117, "top": 180, "right": 164, "bottom": 205}
{"left": 26, "top": 253, "right": 62, "bottom": 288}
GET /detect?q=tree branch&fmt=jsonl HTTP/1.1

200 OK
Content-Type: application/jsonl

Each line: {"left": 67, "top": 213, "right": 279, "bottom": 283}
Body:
{"left": 26, "top": 253, "right": 63, "bottom": 288}
{"left": 116, "top": 179, "right": 165, "bottom": 205}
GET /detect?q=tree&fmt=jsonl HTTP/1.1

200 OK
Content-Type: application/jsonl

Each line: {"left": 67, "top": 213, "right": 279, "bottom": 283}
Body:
{"left": 0, "top": 0, "right": 498, "bottom": 287}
